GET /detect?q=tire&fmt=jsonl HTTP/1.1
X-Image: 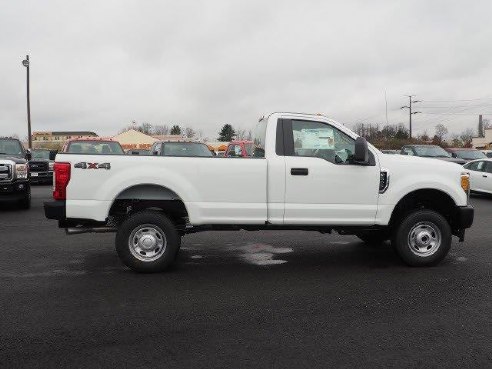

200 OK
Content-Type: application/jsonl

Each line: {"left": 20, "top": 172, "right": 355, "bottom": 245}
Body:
{"left": 392, "top": 209, "right": 452, "bottom": 267}
{"left": 356, "top": 231, "right": 389, "bottom": 245}
{"left": 18, "top": 188, "right": 31, "bottom": 210}
{"left": 115, "top": 210, "right": 181, "bottom": 273}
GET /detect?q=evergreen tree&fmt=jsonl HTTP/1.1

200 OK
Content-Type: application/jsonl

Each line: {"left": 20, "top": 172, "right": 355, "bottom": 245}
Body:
{"left": 170, "top": 125, "right": 182, "bottom": 135}
{"left": 217, "top": 124, "right": 236, "bottom": 141}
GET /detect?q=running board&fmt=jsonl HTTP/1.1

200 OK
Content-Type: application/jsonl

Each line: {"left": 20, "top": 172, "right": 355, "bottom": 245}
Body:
{"left": 65, "top": 227, "right": 117, "bottom": 235}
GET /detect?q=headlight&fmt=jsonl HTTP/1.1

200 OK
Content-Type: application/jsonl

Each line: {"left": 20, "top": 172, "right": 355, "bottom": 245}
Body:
{"left": 49, "top": 162, "right": 54, "bottom": 171}
{"left": 461, "top": 173, "right": 470, "bottom": 193}
{"left": 15, "top": 164, "right": 28, "bottom": 179}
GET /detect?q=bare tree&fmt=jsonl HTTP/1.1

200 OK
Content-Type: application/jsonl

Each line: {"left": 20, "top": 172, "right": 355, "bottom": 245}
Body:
{"left": 459, "top": 128, "right": 474, "bottom": 148}
{"left": 153, "top": 125, "right": 169, "bottom": 135}
{"left": 434, "top": 124, "right": 448, "bottom": 141}
{"left": 236, "top": 128, "right": 247, "bottom": 140}
{"left": 450, "top": 133, "right": 462, "bottom": 148}
{"left": 184, "top": 127, "right": 196, "bottom": 139}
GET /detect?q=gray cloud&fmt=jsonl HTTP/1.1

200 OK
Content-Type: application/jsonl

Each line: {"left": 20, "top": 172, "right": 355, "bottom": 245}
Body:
{"left": 1, "top": 0, "right": 492, "bottom": 140}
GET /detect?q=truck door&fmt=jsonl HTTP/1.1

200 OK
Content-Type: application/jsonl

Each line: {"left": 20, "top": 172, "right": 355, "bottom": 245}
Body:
{"left": 281, "top": 119, "right": 380, "bottom": 225}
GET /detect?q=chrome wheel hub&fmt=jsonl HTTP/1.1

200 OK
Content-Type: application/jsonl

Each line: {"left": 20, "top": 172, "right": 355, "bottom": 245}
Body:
{"left": 408, "top": 222, "right": 441, "bottom": 257}
{"left": 129, "top": 225, "right": 167, "bottom": 262}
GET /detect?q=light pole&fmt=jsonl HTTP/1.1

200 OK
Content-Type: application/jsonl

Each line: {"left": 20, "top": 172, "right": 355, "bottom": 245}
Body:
{"left": 22, "top": 55, "right": 32, "bottom": 149}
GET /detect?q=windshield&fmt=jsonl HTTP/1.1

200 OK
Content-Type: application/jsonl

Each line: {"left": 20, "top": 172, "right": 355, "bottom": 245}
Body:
{"left": 31, "top": 150, "right": 50, "bottom": 160}
{"left": 454, "top": 150, "right": 486, "bottom": 160}
{"left": 162, "top": 142, "right": 213, "bottom": 157}
{"left": 0, "top": 139, "right": 24, "bottom": 156}
{"left": 413, "top": 146, "right": 451, "bottom": 158}
{"left": 66, "top": 141, "right": 124, "bottom": 155}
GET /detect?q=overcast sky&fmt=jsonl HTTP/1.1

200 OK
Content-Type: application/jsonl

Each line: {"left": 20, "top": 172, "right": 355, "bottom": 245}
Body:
{"left": 1, "top": 0, "right": 492, "bottom": 140}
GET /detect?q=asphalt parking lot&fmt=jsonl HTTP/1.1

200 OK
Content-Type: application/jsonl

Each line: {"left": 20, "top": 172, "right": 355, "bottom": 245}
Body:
{"left": 0, "top": 186, "right": 491, "bottom": 368}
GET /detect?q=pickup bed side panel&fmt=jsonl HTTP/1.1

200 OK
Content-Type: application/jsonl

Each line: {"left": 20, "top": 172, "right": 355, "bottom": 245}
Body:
{"left": 61, "top": 154, "right": 268, "bottom": 224}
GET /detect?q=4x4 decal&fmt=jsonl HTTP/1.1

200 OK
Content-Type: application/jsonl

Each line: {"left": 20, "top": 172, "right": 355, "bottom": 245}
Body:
{"left": 74, "top": 162, "right": 111, "bottom": 170}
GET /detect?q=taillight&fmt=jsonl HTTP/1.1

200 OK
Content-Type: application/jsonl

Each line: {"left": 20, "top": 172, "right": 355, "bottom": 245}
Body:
{"left": 53, "top": 162, "right": 71, "bottom": 200}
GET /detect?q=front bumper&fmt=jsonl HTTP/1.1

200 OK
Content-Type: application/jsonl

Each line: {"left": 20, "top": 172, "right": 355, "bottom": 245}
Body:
{"left": 0, "top": 180, "right": 30, "bottom": 201}
{"left": 455, "top": 205, "right": 474, "bottom": 229}
{"left": 30, "top": 171, "right": 53, "bottom": 182}
{"left": 452, "top": 205, "right": 474, "bottom": 242}
{"left": 44, "top": 200, "right": 66, "bottom": 220}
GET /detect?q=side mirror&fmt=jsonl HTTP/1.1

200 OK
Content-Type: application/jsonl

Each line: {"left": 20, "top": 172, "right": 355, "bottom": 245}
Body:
{"left": 153, "top": 151, "right": 159, "bottom": 156}
{"left": 25, "top": 150, "right": 32, "bottom": 161}
{"left": 353, "top": 137, "right": 369, "bottom": 165}
{"left": 451, "top": 153, "right": 457, "bottom": 158}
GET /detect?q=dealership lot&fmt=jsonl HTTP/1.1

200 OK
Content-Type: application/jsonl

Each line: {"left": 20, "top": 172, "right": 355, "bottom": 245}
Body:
{"left": 0, "top": 186, "right": 491, "bottom": 368}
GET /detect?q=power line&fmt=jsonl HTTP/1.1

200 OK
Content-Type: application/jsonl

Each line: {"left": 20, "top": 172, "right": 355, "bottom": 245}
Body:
{"left": 420, "top": 112, "right": 492, "bottom": 115}
{"left": 421, "top": 97, "right": 492, "bottom": 102}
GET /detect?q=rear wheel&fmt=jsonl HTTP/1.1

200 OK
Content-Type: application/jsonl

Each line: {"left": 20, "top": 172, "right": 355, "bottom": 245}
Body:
{"left": 392, "top": 209, "right": 451, "bottom": 266}
{"left": 115, "top": 211, "right": 181, "bottom": 273}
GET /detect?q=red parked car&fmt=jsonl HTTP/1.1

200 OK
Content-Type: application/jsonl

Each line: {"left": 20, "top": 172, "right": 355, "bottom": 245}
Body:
{"left": 224, "top": 140, "right": 255, "bottom": 158}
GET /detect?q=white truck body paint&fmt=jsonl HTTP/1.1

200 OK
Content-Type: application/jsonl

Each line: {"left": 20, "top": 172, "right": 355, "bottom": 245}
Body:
{"left": 57, "top": 112, "right": 468, "bottom": 226}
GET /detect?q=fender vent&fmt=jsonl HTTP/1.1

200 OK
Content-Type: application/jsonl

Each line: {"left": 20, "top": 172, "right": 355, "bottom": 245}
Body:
{"left": 379, "top": 170, "right": 389, "bottom": 193}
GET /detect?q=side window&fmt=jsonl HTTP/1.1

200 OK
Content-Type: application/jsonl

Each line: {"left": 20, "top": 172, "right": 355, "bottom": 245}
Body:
{"left": 235, "top": 145, "right": 243, "bottom": 157}
{"left": 477, "top": 161, "right": 486, "bottom": 171}
{"left": 403, "top": 147, "right": 414, "bottom": 156}
{"left": 465, "top": 161, "right": 479, "bottom": 171}
{"left": 290, "top": 120, "right": 355, "bottom": 164}
{"left": 227, "top": 145, "right": 237, "bottom": 157}
{"left": 485, "top": 162, "right": 492, "bottom": 174}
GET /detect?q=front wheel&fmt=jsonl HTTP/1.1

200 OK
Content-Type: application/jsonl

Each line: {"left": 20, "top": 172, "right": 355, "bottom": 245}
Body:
{"left": 392, "top": 210, "right": 452, "bottom": 267}
{"left": 115, "top": 211, "right": 181, "bottom": 273}
{"left": 18, "top": 188, "right": 31, "bottom": 210}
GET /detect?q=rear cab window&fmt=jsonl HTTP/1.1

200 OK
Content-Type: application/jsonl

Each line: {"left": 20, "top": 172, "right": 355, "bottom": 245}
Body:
{"left": 67, "top": 141, "right": 124, "bottom": 155}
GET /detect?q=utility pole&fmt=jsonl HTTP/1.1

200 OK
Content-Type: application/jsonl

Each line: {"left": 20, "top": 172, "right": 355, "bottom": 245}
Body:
{"left": 478, "top": 114, "right": 483, "bottom": 137}
{"left": 22, "top": 55, "right": 32, "bottom": 149}
{"left": 400, "top": 95, "right": 421, "bottom": 138}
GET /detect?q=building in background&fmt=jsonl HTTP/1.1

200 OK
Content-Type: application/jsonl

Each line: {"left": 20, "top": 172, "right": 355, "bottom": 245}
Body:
{"left": 472, "top": 128, "right": 492, "bottom": 149}
{"left": 113, "top": 129, "right": 159, "bottom": 150}
{"left": 32, "top": 131, "right": 98, "bottom": 149}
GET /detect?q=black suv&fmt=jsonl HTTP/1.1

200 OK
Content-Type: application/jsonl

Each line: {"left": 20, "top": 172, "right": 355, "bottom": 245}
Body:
{"left": 29, "top": 149, "right": 55, "bottom": 184}
{"left": 0, "top": 137, "right": 31, "bottom": 209}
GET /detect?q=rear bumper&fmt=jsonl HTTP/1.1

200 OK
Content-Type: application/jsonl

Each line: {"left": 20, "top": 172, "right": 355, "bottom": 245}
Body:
{"left": 44, "top": 200, "right": 66, "bottom": 220}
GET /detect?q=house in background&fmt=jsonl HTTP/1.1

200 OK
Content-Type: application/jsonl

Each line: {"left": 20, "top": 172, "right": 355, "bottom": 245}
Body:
{"left": 32, "top": 131, "right": 98, "bottom": 149}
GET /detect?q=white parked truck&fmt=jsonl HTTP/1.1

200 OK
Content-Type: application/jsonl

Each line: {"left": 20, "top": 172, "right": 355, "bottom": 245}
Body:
{"left": 44, "top": 113, "right": 474, "bottom": 272}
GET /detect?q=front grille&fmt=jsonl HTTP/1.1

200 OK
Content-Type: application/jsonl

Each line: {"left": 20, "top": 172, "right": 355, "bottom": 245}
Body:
{"left": 29, "top": 161, "right": 49, "bottom": 172}
{"left": 0, "top": 164, "right": 12, "bottom": 181}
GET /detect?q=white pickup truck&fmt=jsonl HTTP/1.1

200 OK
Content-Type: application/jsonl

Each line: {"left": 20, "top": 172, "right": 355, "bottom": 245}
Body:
{"left": 44, "top": 112, "right": 474, "bottom": 272}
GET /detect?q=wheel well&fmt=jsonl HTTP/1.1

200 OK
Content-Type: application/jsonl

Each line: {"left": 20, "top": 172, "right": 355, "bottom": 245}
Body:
{"left": 389, "top": 189, "right": 457, "bottom": 230}
{"left": 109, "top": 184, "right": 189, "bottom": 226}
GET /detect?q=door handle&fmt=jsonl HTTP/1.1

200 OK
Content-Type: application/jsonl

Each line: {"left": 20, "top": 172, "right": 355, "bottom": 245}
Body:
{"left": 483, "top": 174, "right": 488, "bottom": 178}
{"left": 291, "top": 168, "right": 308, "bottom": 176}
